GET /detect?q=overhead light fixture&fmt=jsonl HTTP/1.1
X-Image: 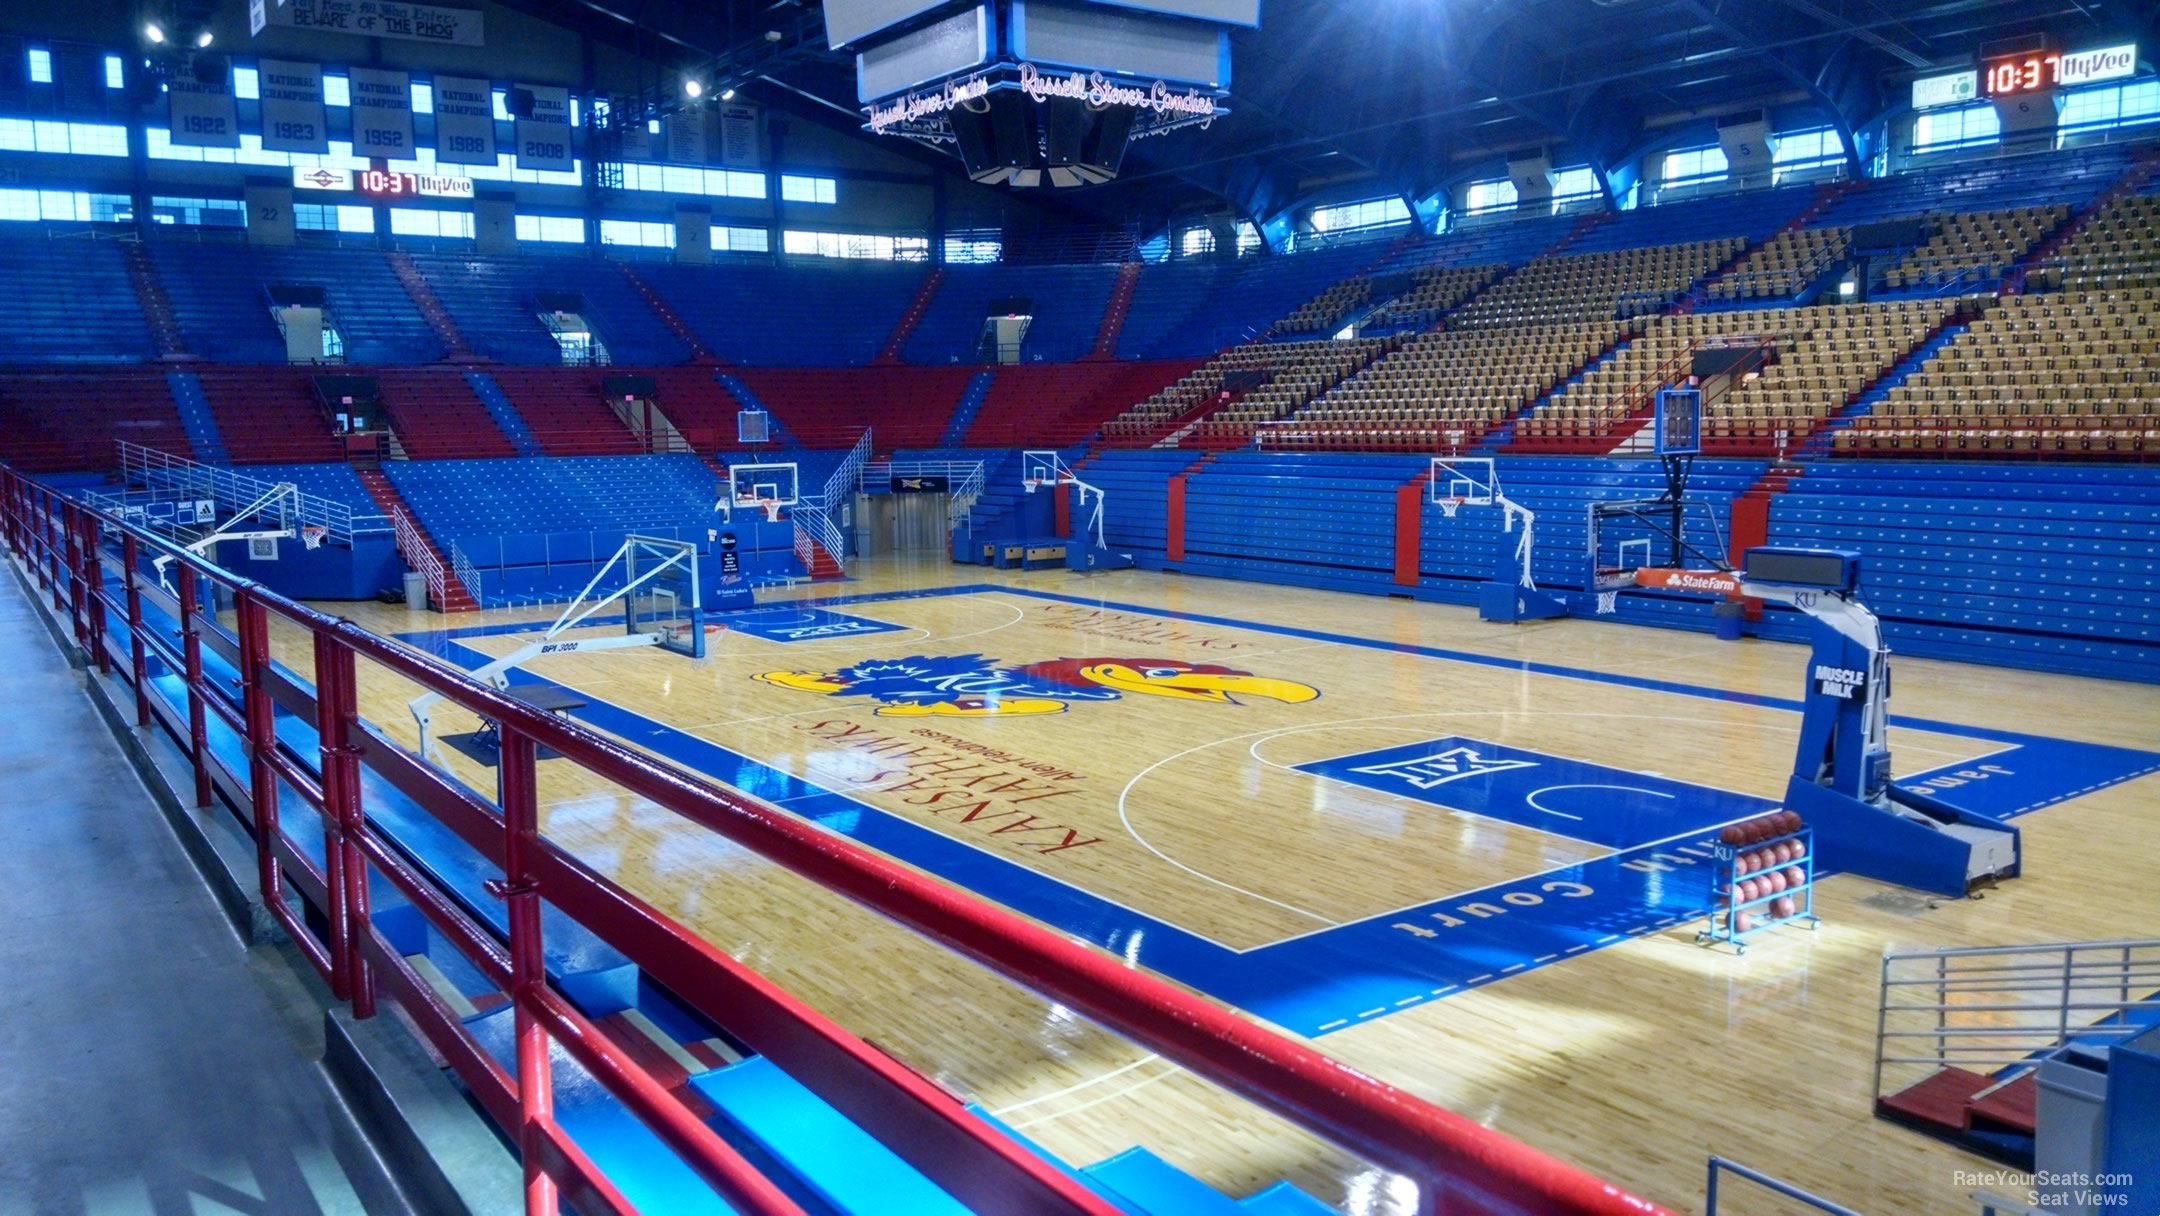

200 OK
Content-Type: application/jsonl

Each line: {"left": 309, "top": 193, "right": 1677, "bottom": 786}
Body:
{"left": 195, "top": 29, "right": 214, "bottom": 47}
{"left": 719, "top": 87, "right": 736, "bottom": 101}
{"left": 144, "top": 23, "right": 165, "bottom": 43}
{"left": 684, "top": 79, "right": 703, "bottom": 98}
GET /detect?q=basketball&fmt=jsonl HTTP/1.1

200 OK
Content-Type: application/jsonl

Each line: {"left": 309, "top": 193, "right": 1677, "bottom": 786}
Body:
{"left": 1784, "top": 867, "right": 1807, "bottom": 889}
{"left": 1732, "top": 911, "right": 1755, "bottom": 935}
{"left": 1773, "top": 897, "right": 1797, "bottom": 919}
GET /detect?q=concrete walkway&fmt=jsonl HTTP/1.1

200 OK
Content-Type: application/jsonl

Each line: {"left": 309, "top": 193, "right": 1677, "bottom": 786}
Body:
{"left": 0, "top": 571, "right": 412, "bottom": 1216}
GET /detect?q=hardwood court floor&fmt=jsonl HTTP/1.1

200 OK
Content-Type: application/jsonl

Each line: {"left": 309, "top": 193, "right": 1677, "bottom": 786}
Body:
{"left": 278, "top": 556, "right": 2160, "bottom": 1216}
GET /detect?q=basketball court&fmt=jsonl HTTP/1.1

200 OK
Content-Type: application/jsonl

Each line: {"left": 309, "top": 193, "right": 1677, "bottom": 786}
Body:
{"left": 250, "top": 553, "right": 2160, "bottom": 1214}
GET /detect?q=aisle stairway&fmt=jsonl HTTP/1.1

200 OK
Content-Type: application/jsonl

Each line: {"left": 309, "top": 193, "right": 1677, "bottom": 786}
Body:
{"left": 353, "top": 467, "right": 475, "bottom": 611}
{"left": 385, "top": 249, "right": 471, "bottom": 359}
{"left": 877, "top": 266, "right": 944, "bottom": 362}
{"left": 120, "top": 240, "right": 189, "bottom": 359}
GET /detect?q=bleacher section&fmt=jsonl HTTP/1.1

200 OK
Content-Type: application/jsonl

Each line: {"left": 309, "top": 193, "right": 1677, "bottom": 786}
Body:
{"left": 1764, "top": 462, "right": 2160, "bottom": 679}
{"left": 487, "top": 367, "right": 644, "bottom": 455}
{"left": 1072, "top": 449, "right": 1198, "bottom": 558}
{"left": 1288, "top": 323, "right": 1617, "bottom": 451}
{"left": 1510, "top": 302, "right": 1954, "bottom": 454}
{"left": 375, "top": 368, "right": 518, "bottom": 460}
{"left": 147, "top": 242, "right": 293, "bottom": 363}
{"left": 231, "top": 461, "right": 383, "bottom": 515}
{"left": 2033, "top": 186, "right": 2160, "bottom": 293}
{"left": 1453, "top": 237, "right": 1743, "bottom": 327}
{"left": 0, "top": 231, "right": 153, "bottom": 365}
{"left": 1568, "top": 184, "right": 1813, "bottom": 252}
{"left": 1875, "top": 204, "right": 2069, "bottom": 295}
{"left": 191, "top": 366, "right": 345, "bottom": 464}
{"left": 647, "top": 367, "right": 750, "bottom": 452}
{"left": 903, "top": 263, "right": 1117, "bottom": 363}
{"left": 403, "top": 252, "right": 567, "bottom": 364}
{"left": 1709, "top": 227, "right": 1849, "bottom": 303}
{"left": 1810, "top": 145, "right": 2136, "bottom": 228}
{"left": 382, "top": 453, "right": 782, "bottom": 601}
{"left": 1176, "top": 452, "right": 1428, "bottom": 592}
{"left": 1115, "top": 244, "right": 1375, "bottom": 358}
{"left": 2, "top": 138, "right": 2156, "bottom": 688}
{"left": 639, "top": 259, "right": 923, "bottom": 366}
{"left": 728, "top": 367, "right": 977, "bottom": 449}
{"left": 1099, "top": 339, "right": 1392, "bottom": 448}
{"left": 965, "top": 361, "right": 1199, "bottom": 447}
{"left": 1842, "top": 290, "right": 2158, "bottom": 457}
{"left": 0, "top": 367, "right": 190, "bottom": 471}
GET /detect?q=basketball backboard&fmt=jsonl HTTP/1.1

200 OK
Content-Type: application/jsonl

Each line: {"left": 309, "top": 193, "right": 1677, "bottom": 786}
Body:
{"left": 728, "top": 463, "right": 799, "bottom": 518}
{"left": 1021, "top": 450, "right": 1066, "bottom": 490}
{"left": 1655, "top": 388, "right": 1703, "bottom": 456}
{"left": 1430, "top": 457, "right": 1499, "bottom": 507}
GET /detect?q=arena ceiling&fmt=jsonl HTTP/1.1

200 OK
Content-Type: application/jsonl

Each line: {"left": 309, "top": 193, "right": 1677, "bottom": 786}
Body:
{"left": 495, "top": 0, "right": 2160, "bottom": 228}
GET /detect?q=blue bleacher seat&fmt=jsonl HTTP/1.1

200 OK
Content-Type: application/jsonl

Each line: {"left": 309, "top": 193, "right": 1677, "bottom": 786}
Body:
{"left": 0, "top": 229, "right": 157, "bottom": 364}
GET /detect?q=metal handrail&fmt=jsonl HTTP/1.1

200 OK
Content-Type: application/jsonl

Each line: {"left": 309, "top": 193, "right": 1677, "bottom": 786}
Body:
{"left": 1872, "top": 939, "right": 2160, "bottom": 1103}
{"left": 391, "top": 506, "right": 447, "bottom": 610}
{"left": 4, "top": 464, "right": 1675, "bottom": 1216}
{"left": 118, "top": 441, "right": 391, "bottom": 542}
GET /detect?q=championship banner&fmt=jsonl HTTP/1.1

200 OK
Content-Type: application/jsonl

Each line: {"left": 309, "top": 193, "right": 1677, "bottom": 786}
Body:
{"left": 666, "top": 110, "right": 708, "bottom": 165}
{"left": 249, "top": 0, "right": 485, "bottom": 47}
{"left": 1634, "top": 568, "right": 1743, "bottom": 596}
{"left": 613, "top": 117, "right": 654, "bottom": 162}
{"left": 513, "top": 82, "right": 572, "bottom": 171}
{"left": 348, "top": 66, "right": 414, "bottom": 157}
{"left": 258, "top": 59, "right": 328, "bottom": 153}
{"left": 432, "top": 74, "right": 496, "bottom": 165}
{"left": 168, "top": 68, "right": 239, "bottom": 148}
{"left": 718, "top": 103, "right": 760, "bottom": 167}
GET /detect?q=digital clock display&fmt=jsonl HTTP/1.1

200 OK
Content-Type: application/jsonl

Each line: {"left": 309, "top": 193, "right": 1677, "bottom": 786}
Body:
{"left": 291, "top": 167, "right": 476, "bottom": 199}
{"left": 1983, "top": 42, "right": 2137, "bottom": 97}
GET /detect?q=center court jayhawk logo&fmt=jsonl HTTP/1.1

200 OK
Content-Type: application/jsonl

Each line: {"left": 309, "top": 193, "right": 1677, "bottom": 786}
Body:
{"left": 754, "top": 654, "right": 1319, "bottom": 717}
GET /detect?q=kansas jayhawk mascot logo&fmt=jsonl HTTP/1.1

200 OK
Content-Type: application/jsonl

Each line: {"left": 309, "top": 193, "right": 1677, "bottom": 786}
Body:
{"left": 754, "top": 654, "right": 1319, "bottom": 716}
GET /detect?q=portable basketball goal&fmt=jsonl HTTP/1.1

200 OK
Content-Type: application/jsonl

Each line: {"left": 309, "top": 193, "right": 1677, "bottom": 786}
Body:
{"left": 1585, "top": 387, "right": 1730, "bottom": 615}
{"left": 1428, "top": 457, "right": 1568, "bottom": 622}
{"left": 150, "top": 480, "right": 323, "bottom": 592}
{"left": 1021, "top": 450, "right": 1109, "bottom": 550}
{"left": 410, "top": 534, "right": 706, "bottom": 754}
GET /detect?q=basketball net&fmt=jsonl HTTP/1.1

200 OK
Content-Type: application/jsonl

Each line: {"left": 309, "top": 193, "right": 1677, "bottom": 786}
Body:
{"left": 1435, "top": 497, "right": 1465, "bottom": 519}
{"left": 1596, "top": 590, "right": 1619, "bottom": 615}
{"left": 300, "top": 524, "right": 328, "bottom": 550}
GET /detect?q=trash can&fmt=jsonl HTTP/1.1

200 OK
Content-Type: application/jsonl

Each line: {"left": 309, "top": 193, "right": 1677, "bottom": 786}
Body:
{"left": 403, "top": 572, "right": 427, "bottom": 611}
{"left": 1712, "top": 599, "right": 1745, "bottom": 641}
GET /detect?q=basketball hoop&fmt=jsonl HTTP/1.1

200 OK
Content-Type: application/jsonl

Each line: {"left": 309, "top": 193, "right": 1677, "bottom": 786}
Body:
{"left": 1435, "top": 497, "right": 1466, "bottom": 519}
{"left": 1596, "top": 591, "right": 1620, "bottom": 615}
{"left": 732, "top": 496, "right": 784, "bottom": 523}
{"left": 300, "top": 524, "right": 328, "bottom": 550}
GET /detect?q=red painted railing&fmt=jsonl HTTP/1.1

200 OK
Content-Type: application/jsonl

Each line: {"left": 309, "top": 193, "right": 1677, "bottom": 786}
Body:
{"left": 0, "top": 463, "right": 1674, "bottom": 1216}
